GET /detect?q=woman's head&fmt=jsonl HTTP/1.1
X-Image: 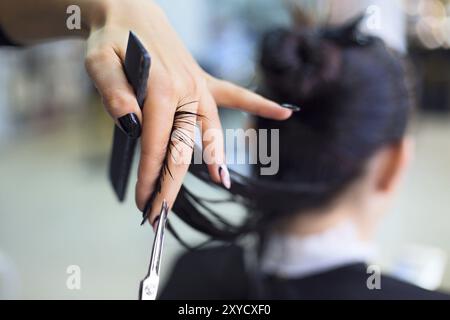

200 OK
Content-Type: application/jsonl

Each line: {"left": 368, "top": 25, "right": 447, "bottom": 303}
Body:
{"left": 172, "top": 20, "right": 414, "bottom": 244}
{"left": 254, "top": 24, "right": 413, "bottom": 234}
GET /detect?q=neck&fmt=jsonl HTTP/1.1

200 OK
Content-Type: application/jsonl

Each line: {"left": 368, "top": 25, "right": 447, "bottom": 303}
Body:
{"left": 261, "top": 217, "right": 377, "bottom": 278}
{"left": 276, "top": 200, "right": 371, "bottom": 242}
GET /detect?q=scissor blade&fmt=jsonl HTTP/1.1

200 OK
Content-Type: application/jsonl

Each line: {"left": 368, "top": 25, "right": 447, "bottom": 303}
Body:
{"left": 149, "top": 201, "right": 169, "bottom": 274}
{"left": 139, "top": 200, "right": 169, "bottom": 300}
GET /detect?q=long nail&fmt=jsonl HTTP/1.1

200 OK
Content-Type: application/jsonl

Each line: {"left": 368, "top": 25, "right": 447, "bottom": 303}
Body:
{"left": 152, "top": 215, "right": 160, "bottom": 232}
{"left": 140, "top": 209, "right": 150, "bottom": 226}
{"left": 141, "top": 198, "right": 166, "bottom": 227}
{"left": 118, "top": 113, "right": 141, "bottom": 138}
{"left": 140, "top": 198, "right": 153, "bottom": 226}
{"left": 281, "top": 103, "right": 301, "bottom": 112}
{"left": 218, "top": 164, "right": 231, "bottom": 189}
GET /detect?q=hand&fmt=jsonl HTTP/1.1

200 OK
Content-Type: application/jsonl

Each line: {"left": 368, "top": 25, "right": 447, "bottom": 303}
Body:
{"left": 84, "top": 0, "right": 293, "bottom": 224}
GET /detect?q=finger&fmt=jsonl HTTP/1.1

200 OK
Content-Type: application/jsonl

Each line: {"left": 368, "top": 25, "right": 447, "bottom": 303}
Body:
{"left": 134, "top": 82, "right": 178, "bottom": 212}
{"left": 207, "top": 76, "right": 293, "bottom": 120}
{"left": 85, "top": 46, "right": 143, "bottom": 138}
{"left": 138, "top": 99, "right": 199, "bottom": 226}
{"left": 198, "top": 93, "right": 229, "bottom": 189}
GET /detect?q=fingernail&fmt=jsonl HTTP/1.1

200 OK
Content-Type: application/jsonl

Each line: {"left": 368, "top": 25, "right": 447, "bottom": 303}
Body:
{"left": 140, "top": 199, "right": 152, "bottom": 226}
{"left": 118, "top": 113, "right": 141, "bottom": 139}
{"left": 152, "top": 215, "right": 160, "bottom": 232}
{"left": 218, "top": 164, "right": 231, "bottom": 189}
{"left": 281, "top": 103, "right": 301, "bottom": 112}
{"left": 140, "top": 211, "right": 150, "bottom": 226}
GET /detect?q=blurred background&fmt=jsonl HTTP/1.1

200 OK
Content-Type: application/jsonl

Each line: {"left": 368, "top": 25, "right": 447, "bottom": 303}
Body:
{"left": 1, "top": 0, "right": 450, "bottom": 299}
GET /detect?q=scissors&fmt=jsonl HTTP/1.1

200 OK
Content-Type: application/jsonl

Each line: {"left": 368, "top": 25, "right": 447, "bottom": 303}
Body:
{"left": 139, "top": 200, "right": 169, "bottom": 300}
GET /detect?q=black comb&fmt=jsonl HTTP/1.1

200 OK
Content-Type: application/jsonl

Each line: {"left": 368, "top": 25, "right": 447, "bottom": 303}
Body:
{"left": 109, "top": 32, "right": 151, "bottom": 201}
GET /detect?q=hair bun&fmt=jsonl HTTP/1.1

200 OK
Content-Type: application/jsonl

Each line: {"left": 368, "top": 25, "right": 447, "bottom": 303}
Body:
{"left": 260, "top": 28, "right": 342, "bottom": 102}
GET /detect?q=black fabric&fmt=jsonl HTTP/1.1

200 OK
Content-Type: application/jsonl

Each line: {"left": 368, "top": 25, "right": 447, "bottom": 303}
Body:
{"left": 160, "top": 245, "right": 450, "bottom": 300}
{"left": 0, "top": 26, "right": 19, "bottom": 46}
{"left": 161, "top": 245, "right": 250, "bottom": 300}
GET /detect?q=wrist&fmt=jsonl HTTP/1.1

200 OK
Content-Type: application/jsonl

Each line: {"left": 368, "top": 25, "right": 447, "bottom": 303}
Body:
{"left": 98, "top": 0, "right": 166, "bottom": 29}
{"left": 77, "top": 0, "right": 108, "bottom": 37}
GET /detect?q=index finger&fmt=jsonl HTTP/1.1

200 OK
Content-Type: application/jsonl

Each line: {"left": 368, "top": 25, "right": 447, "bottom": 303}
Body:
{"left": 207, "top": 76, "right": 294, "bottom": 120}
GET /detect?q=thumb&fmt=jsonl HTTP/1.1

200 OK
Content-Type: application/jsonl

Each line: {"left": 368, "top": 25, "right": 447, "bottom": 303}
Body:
{"left": 85, "top": 46, "right": 143, "bottom": 138}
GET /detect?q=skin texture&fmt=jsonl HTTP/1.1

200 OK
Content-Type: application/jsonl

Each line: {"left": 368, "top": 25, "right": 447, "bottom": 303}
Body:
{"left": 0, "top": 0, "right": 293, "bottom": 225}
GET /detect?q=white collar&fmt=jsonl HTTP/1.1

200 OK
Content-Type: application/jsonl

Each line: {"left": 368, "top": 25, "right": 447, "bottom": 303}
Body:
{"left": 260, "top": 220, "right": 376, "bottom": 279}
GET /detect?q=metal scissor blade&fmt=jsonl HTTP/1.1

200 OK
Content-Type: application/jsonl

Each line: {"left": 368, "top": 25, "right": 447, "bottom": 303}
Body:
{"left": 139, "top": 200, "right": 169, "bottom": 300}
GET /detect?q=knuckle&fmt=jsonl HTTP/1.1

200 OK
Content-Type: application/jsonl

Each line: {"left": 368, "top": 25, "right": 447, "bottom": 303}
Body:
{"left": 84, "top": 47, "right": 111, "bottom": 71}
{"left": 102, "top": 88, "right": 134, "bottom": 113}
{"left": 192, "top": 70, "right": 209, "bottom": 95}
{"left": 186, "top": 72, "right": 202, "bottom": 96}
{"left": 155, "top": 77, "right": 177, "bottom": 99}
{"left": 176, "top": 72, "right": 204, "bottom": 100}
{"left": 172, "top": 76, "right": 185, "bottom": 93}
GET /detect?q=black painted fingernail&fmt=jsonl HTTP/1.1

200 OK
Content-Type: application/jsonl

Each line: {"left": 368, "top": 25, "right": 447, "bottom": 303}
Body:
{"left": 140, "top": 193, "right": 156, "bottom": 226}
{"left": 140, "top": 204, "right": 150, "bottom": 226}
{"left": 281, "top": 103, "right": 301, "bottom": 112}
{"left": 140, "top": 212, "right": 149, "bottom": 226}
{"left": 118, "top": 113, "right": 141, "bottom": 138}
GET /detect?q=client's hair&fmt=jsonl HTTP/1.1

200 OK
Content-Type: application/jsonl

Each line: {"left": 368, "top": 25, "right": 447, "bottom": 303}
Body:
{"left": 170, "top": 17, "right": 414, "bottom": 247}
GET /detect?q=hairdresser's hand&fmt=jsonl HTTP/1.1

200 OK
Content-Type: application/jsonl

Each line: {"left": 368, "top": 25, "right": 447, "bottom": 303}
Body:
{"left": 84, "top": 0, "right": 293, "bottom": 224}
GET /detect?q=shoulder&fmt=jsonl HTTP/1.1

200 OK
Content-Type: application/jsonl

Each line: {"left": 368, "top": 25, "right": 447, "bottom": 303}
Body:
{"left": 160, "top": 246, "right": 450, "bottom": 300}
{"left": 285, "top": 264, "right": 450, "bottom": 300}
{"left": 375, "top": 273, "right": 450, "bottom": 300}
{"left": 160, "top": 244, "right": 248, "bottom": 300}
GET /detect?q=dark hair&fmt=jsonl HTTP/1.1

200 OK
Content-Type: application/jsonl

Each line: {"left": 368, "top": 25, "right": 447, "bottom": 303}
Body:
{"left": 170, "top": 18, "right": 414, "bottom": 247}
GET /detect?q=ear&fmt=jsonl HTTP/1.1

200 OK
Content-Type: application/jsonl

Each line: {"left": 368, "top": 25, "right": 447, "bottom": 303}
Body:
{"left": 375, "top": 137, "right": 414, "bottom": 193}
